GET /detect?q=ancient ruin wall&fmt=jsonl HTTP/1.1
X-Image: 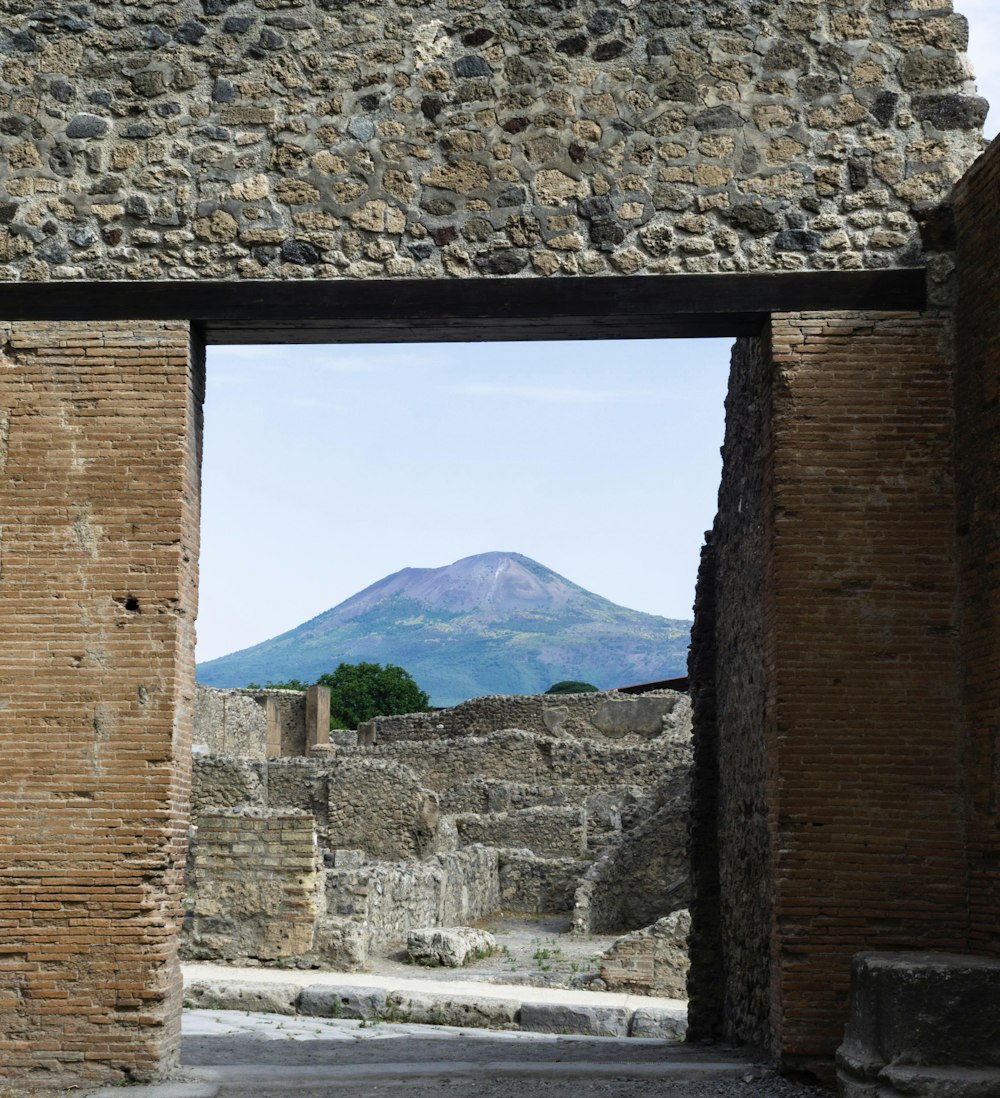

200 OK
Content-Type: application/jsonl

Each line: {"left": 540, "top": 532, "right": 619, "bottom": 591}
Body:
{"left": 0, "top": 0, "right": 985, "bottom": 284}
{"left": 0, "top": 322, "right": 203, "bottom": 1089}
{"left": 952, "top": 134, "right": 1000, "bottom": 959}
{"left": 690, "top": 311, "right": 970, "bottom": 1070}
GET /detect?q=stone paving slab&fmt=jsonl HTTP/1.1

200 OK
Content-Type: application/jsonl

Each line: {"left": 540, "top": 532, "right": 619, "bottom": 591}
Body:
{"left": 183, "top": 962, "right": 687, "bottom": 1040}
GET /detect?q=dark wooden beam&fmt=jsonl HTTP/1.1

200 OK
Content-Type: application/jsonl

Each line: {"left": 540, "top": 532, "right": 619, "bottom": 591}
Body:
{"left": 0, "top": 269, "right": 926, "bottom": 344}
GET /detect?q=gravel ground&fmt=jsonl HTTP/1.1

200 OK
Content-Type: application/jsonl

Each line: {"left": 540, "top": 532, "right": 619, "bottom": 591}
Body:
{"left": 370, "top": 914, "right": 619, "bottom": 989}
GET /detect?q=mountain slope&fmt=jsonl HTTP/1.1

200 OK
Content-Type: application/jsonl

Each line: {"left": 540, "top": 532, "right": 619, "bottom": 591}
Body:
{"left": 196, "top": 552, "right": 692, "bottom": 706}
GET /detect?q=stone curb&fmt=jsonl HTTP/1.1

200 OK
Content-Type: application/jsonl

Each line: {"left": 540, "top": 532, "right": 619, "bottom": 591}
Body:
{"left": 184, "top": 978, "right": 687, "bottom": 1040}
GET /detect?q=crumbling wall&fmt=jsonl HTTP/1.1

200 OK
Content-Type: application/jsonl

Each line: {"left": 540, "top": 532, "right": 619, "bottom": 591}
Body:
{"left": 185, "top": 810, "right": 322, "bottom": 963}
{"left": 598, "top": 909, "right": 691, "bottom": 999}
{"left": 193, "top": 685, "right": 307, "bottom": 758}
{"left": 364, "top": 689, "right": 691, "bottom": 743}
{"left": 573, "top": 771, "right": 690, "bottom": 934}
{"left": 455, "top": 806, "right": 587, "bottom": 859}
{"left": 328, "top": 758, "right": 440, "bottom": 861}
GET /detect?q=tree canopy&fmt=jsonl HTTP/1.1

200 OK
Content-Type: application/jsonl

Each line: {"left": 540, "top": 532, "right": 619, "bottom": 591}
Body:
{"left": 545, "top": 680, "right": 599, "bottom": 695}
{"left": 247, "top": 662, "right": 430, "bottom": 728}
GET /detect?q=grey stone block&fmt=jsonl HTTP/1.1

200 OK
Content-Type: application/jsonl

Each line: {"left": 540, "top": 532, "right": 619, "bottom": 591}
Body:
{"left": 519, "top": 1001, "right": 629, "bottom": 1038}
{"left": 407, "top": 926, "right": 497, "bottom": 968}
{"left": 629, "top": 1007, "right": 687, "bottom": 1040}
{"left": 184, "top": 979, "right": 300, "bottom": 1016}
{"left": 385, "top": 991, "right": 518, "bottom": 1029}
{"left": 297, "top": 984, "right": 387, "bottom": 1020}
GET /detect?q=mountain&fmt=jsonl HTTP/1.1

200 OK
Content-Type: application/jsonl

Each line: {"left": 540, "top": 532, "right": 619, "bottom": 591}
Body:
{"left": 196, "top": 552, "right": 692, "bottom": 706}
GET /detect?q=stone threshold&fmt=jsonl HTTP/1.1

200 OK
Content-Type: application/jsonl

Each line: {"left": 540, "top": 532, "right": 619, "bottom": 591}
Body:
{"left": 183, "top": 962, "right": 687, "bottom": 1040}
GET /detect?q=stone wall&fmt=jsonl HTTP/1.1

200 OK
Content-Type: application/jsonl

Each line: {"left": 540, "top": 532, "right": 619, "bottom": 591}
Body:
{"left": 0, "top": 1, "right": 983, "bottom": 285}
{"left": 573, "top": 770, "right": 690, "bottom": 934}
{"left": 186, "top": 809, "right": 322, "bottom": 963}
{"left": 363, "top": 689, "right": 691, "bottom": 743}
{"left": 193, "top": 684, "right": 307, "bottom": 758}
{"left": 0, "top": 322, "right": 203, "bottom": 1090}
{"left": 455, "top": 806, "right": 587, "bottom": 859}
{"left": 688, "top": 311, "right": 970, "bottom": 1073}
{"left": 952, "top": 134, "right": 1000, "bottom": 962}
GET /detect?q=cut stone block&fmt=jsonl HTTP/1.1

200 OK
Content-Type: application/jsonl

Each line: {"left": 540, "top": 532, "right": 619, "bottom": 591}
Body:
{"left": 184, "top": 980, "right": 301, "bottom": 1016}
{"left": 297, "top": 984, "right": 387, "bottom": 1020}
{"left": 837, "top": 952, "right": 1000, "bottom": 1098}
{"left": 518, "top": 1001, "right": 629, "bottom": 1038}
{"left": 407, "top": 926, "right": 497, "bottom": 968}
{"left": 629, "top": 1007, "right": 688, "bottom": 1040}
{"left": 385, "top": 991, "right": 518, "bottom": 1029}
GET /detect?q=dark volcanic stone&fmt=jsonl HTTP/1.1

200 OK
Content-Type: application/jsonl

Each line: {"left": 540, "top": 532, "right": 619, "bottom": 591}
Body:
{"left": 588, "top": 9, "right": 619, "bottom": 34}
{"left": 556, "top": 34, "right": 588, "bottom": 57}
{"left": 38, "top": 240, "right": 69, "bottom": 264}
{"left": 155, "top": 102, "right": 182, "bottom": 118}
{"left": 474, "top": 249, "right": 528, "bottom": 275}
{"left": 693, "top": 105, "right": 744, "bottom": 130}
{"left": 66, "top": 113, "right": 109, "bottom": 139}
{"left": 0, "top": 202, "right": 17, "bottom": 224}
{"left": 496, "top": 185, "right": 527, "bottom": 208}
{"left": 421, "top": 197, "right": 456, "bottom": 216}
{"left": 648, "top": 2, "right": 692, "bottom": 29}
{"left": 871, "top": 91, "right": 899, "bottom": 127}
{"left": 202, "top": 0, "right": 239, "bottom": 13}
{"left": 579, "top": 196, "right": 612, "bottom": 219}
{"left": 648, "top": 37, "right": 670, "bottom": 57}
{"left": 593, "top": 40, "right": 626, "bottom": 61}
{"left": 431, "top": 226, "right": 458, "bottom": 246}
{"left": 421, "top": 95, "right": 443, "bottom": 121}
{"left": 462, "top": 28, "right": 494, "bottom": 47}
{"left": 763, "top": 42, "right": 809, "bottom": 72}
{"left": 915, "top": 203, "right": 957, "bottom": 252}
{"left": 50, "top": 80, "right": 75, "bottom": 103}
{"left": 454, "top": 55, "right": 492, "bottom": 77}
{"left": 11, "top": 32, "right": 38, "bottom": 52}
{"left": 408, "top": 242, "right": 433, "bottom": 260}
{"left": 589, "top": 218, "right": 626, "bottom": 249}
{"left": 223, "top": 16, "right": 255, "bottom": 34}
{"left": 145, "top": 25, "right": 170, "bottom": 48}
{"left": 775, "top": 229, "right": 821, "bottom": 252}
{"left": 847, "top": 157, "right": 869, "bottom": 191}
{"left": 212, "top": 79, "right": 236, "bottom": 104}
{"left": 911, "top": 94, "right": 989, "bottom": 130}
{"left": 281, "top": 240, "right": 321, "bottom": 265}
{"left": 0, "top": 117, "right": 26, "bottom": 136}
{"left": 175, "top": 20, "right": 208, "bottom": 44}
{"left": 502, "top": 116, "right": 530, "bottom": 134}
{"left": 725, "top": 204, "right": 779, "bottom": 236}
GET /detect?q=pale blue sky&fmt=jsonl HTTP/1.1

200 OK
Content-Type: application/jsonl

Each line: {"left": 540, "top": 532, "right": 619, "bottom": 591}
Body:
{"left": 196, "top": 5, "right": 1000, "bottom": 664}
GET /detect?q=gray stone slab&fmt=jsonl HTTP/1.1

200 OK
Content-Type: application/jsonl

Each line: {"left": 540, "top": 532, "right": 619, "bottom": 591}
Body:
{"left": 185, "top": 980, "right": 301, "bottom": 1016}
{"left": 297, "top": 984, "right": 388, "bottom": 1020}
{"left": 519, "top": 1001, "right": 629, "bottom": 1038}
{"left": 629, "top": 1007, "right": 687, "bottom": 1040}
{"left": 386, "top": 990, "right": 518, "bottom": 1029}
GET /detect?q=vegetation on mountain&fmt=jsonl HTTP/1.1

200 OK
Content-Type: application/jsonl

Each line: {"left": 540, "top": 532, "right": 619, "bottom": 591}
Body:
{"left": 545, "top": 680, "right": 599, "bottom": 695}
{"left": 197, "top": 552, "right": 692, "bottom": 706}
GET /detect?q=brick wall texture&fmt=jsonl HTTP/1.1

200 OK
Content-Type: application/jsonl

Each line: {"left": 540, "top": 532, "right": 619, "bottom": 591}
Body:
{"left": 690, "top": 309, "right": 969, "bottom": 1073}
{"left": 0, "top": 322, "right": 203, "bottom": 1090}
{"left": 952, "top": 135, "right": 1000, "bottom": 960}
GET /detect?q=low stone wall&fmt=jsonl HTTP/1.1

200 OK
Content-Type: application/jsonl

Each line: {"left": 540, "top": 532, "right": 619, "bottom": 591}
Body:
{"left": 194, "top": 685, "right": 308, "bottom": 758}
{"left": 361, "top": 689, "right": 691, "bottom": 744}
{"left": 573, "top": 771, "right": 690, "bottom": 934}
{"left": 598, "top": 910, "right": 691, "bottom": 999}
{"left": 320, "top": 845, "right": 500, "bottom": 969}
{"left": 456, "top": 807, "right": 587, "bottom": 860}
{"left": 498, "top": 852, "right": 584, "bottom": 915}
{"left": 184, "top": 809, "right": 322, "bottom": 964}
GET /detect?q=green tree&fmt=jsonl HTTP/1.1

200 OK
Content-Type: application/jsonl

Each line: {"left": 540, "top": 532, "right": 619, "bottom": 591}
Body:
{"left": 317, "top": 661, "right": 430, "bottom": 728}
{"left": 545, "top": 680, "right": 599, "bottom": 695}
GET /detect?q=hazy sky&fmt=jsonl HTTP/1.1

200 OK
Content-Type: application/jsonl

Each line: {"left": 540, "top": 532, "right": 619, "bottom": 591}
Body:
{"left": 196, "top": 5, "right": 1000, "bottom": 664}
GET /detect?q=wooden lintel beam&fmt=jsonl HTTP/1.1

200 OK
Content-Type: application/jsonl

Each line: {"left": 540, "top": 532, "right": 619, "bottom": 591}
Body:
{"left": 0, "top": 269, "right": 927, "bottom": 344}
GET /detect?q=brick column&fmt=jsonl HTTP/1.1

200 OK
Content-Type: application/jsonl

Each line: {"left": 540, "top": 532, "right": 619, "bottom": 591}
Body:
{"left": 0, "top": 322, "right": 203, "bottom": 1089}
{"left": 764, "top": 312, "right": 966, "bottom": 1073}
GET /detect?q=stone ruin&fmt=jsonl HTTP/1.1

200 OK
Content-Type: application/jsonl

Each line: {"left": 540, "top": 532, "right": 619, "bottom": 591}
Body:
{"left": 184, "top": 684, "right": 694, "bottom": 998}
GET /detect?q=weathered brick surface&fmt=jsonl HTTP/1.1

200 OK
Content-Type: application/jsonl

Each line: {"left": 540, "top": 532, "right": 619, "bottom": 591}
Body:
{"left": 952, "top": 135, "right": 1000, "bottom": 960}
{"left": 0, "top": 321, "right": 202, "bottom": 1090}
{"left": 691, "top": 310, "right": 969, "bottom": 1071}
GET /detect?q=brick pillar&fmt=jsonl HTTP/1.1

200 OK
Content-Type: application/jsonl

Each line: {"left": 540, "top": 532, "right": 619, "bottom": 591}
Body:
{"left": 0, "top": 322, "right": 203, "bottom": 1089}
{"left": 763, "top": 312, "right": 967, "bottom": 1073}
{"left": 952, "top": 137, "right": 1000, "bottom": 960}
